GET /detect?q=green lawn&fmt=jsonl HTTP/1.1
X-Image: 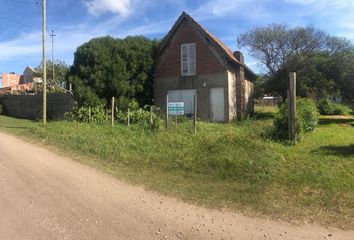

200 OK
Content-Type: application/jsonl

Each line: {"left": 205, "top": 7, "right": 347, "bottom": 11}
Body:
{"left": 0, "top": 111, "right": 353, "bottom": 229}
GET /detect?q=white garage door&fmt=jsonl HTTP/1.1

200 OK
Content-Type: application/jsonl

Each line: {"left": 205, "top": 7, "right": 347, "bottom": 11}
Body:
{"left": 168, "top": 89, "right": 197, "bottom": 115}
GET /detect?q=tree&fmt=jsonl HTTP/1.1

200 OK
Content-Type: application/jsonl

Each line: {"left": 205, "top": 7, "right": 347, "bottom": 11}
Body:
{"left": 328, "top": 49, "right": 354, "bottom": 106}
{"left": 69, "top": 36, "right": 159, "bottom": 107}
{"left": 34, "top": 60, "right": 70, "bottom": 93}
{"left": 237, "top": 24, "right": 353, "bottom": 102}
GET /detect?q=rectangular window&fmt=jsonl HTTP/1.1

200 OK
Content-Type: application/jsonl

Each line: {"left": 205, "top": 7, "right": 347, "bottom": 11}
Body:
{"left": 181, "top": 43, "right": 196, "bottom": 76}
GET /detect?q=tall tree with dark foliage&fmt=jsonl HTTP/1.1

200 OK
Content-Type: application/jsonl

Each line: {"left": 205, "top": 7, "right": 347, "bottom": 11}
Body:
{"left": 69, "top": 36, "right": 159, "bottom": 107}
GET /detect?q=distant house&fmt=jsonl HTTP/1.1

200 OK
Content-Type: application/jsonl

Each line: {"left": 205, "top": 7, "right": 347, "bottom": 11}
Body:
{"left": 1, "top": 72, "right": 21, "bottom": 88}
{"left": 21, "top": 66, "right": 42, "bottom": 84}
{"left": 0, "top": 67, "right": 41, "bottom": 95}
{"left": 154, "top": 12, "right": 256, "bottom": 122}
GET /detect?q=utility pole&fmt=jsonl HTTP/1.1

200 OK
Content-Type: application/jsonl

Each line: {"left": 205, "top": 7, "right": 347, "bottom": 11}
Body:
{"left": 50, "top": 30, "right": 56, "bottom": 84}
{"left": 42, "top": 0, "right": 47, "bottom": 124}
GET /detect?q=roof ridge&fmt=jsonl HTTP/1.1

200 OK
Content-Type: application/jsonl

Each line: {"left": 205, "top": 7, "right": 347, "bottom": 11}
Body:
{"left": 182, "top": 12, "right": 241, "bottom": 64}
{"left": 182, "top": 12, "right": 255, "bottom": 76}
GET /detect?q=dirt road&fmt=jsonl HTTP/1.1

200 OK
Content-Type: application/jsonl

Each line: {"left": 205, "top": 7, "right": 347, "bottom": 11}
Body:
{"left": 0, "top": 132, "right": 352, "bottom": 240}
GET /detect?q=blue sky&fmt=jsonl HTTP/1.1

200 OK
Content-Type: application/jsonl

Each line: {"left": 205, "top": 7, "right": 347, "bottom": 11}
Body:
{"left": 0, "top": 0, "right": 353, "bottom": 74}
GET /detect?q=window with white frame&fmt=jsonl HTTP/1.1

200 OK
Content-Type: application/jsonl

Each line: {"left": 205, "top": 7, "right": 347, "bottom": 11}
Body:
{"left": 180, "top": 43, "right": 196, "bottom": 76}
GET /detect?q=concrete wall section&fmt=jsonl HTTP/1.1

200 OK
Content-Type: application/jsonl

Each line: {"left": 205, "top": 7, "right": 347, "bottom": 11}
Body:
{"left": 154, "top": 72, "right": 229, "bottom": 121}
{"left": 0, "top": 93, "right": 74, "bottom": 120}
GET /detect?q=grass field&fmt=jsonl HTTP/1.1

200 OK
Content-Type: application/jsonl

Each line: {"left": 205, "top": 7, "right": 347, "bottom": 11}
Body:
{"left": 0, "top": 108, "right": 353, "bottom": 228}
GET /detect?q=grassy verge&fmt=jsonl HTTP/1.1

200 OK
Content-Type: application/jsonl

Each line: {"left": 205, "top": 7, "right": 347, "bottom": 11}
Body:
{"left": 0, "top": 111, "right": 353, "bottom": 229}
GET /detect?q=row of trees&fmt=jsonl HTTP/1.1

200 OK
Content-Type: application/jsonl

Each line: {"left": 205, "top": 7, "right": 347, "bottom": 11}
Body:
{"left": 237, "top": 24, "right": 354, "bottom": 105}
{"left": 37, "top": 25, "right": 353, "bottom": 108}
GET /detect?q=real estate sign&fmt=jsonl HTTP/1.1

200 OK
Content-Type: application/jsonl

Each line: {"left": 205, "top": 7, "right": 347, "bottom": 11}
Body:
{"left": 168, "top": 102, "right": 184, "bottom": 115}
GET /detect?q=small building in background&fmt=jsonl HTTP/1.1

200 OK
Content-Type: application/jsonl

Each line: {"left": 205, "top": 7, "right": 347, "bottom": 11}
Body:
{"left": 0, "top": 66, "right": 42, "bottom": 95}
{"left": 1, "top": 72, "right": 21, "bottom": 88}
{"left": 154, "top": 12, "right": 256, "bottom": 122}
{"left": 22, "top": 66, "right": 42, "bottom": 84}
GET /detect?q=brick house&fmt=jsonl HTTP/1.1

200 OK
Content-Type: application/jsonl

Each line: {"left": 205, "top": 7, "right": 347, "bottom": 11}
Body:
{"left": 0, "top": 67, "right": 41, "bottom": 95}
{"left": 1, "top": 73, "right": 21, "bottom": 88}
{"left": 154, "top": 12, "right": 256, "bottom": 122}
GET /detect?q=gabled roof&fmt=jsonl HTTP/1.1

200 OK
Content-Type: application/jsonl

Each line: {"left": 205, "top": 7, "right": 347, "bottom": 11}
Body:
{"left": 24, "top": 66, "right": 36, "bottom": 73}
{"left": 157, "top": 12, "right": 256, "bottom": 78}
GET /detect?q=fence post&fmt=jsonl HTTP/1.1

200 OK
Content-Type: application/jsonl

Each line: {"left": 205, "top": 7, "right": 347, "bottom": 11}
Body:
{"left": 88, "top": 106, "right": 91, "bottom": 123}
{"left": 193, "top": 93, "right": 197, "bottom": 135}
{"left": 287, "top": 90, "right": 291, "bottom": 141}
{"left": 289, "top": 72, "right": 297, "bottom": 144}
{"left": 165, "top": 94, "right": 169, "bottom": 129}
{"left": 127, "top": 107, "right": 130, "bottom": 126}
{"left": 150, "top": 106, "right": 153, "bottom": 128}
{"left": 111, "top": 97, "right": 115, "bottom": 127}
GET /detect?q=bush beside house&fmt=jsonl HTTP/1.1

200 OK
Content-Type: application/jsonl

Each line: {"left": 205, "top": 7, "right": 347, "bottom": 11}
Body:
{"left": 273, "top": 98, "right": 319, "bottom": 141}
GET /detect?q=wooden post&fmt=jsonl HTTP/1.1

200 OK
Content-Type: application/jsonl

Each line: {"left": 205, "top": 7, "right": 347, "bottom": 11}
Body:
{"left": 127, "top": 107, "right": 130, "bottom": 126}
{"left": 165, "top": 94, "right": 169, "bottom": 129}
{"left": 88, "top": 106, "right": 91, "bottom": 123}
{"left": 287, "top": 89, "right": 291, "bottom": 141}
{"left": 111, "top": 97, "right": 115, "bottom": 127}
{"left": 289, "top": 72, "right": 297, "bottom": 144}
{"left": 150, "top": 106, "right": 153, "bottom": 128}
{"left": 193, "top": 93, "right": 197, "bottom": 135}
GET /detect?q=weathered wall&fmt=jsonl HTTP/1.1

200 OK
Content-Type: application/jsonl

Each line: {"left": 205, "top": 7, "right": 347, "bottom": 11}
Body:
{"left": 156, "top": 19, "right": 225, "bottom": 78}
{"left": 227, "top": 70, "right": 237, "bottom": 120}
{"left": 228, "top": 65, "right": 254, "bottom": 120}
{"left": 244, "top": 79, "right": 254, "bottom": 114}
{"left": 155, "top": 18, "right": 231, "bottom": 121}
{"left": 0, "top": 93, "right": 74, "bottom": 120}
{"left": 154, "top": 73, "right": 229, "bottom": 121}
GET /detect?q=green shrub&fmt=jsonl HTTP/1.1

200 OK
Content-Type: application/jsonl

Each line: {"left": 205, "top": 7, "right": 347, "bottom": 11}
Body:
{"left": 317, "top": 98, "right": 351, "bottom": 115}
{"left": 65, "top": 102, "right": 160, "bottom": 130}
{"left": 65, "top": 105, "right": 107, "bottom": 123}
{"left": 273, "top": 98, "right": 319, "bottom": 141}
{"left": 117, "top": 105, "right": 160, "bottom": 130}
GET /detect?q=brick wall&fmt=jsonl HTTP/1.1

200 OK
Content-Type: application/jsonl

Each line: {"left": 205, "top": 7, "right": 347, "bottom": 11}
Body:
{"left": 156, "top": 19, "right": 225, "bottom": 78}
{"left": 1, "top": 73, "right": 21, "bottom": 88}
{"left": 0, "top": 93, "right": 74, "bottom": 120}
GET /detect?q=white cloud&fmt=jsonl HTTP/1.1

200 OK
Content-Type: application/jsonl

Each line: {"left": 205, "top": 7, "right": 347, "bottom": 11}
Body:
{"left": 0, "top": 32, "right": 42, "bottom": 61}
{"left": 285, "top": 0, "right": 354, "bottom": 40}
{"left": 0, "top": 14, "right": 171, "bottom": 67}
{"left": 190, "top": 0, "right": 269, "bottom": 20}
{"left": 84, "top": 0, "right": 132, "bottom": 17}
{"left": 285, "top": 0, "right": 354, "bottom": 9}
